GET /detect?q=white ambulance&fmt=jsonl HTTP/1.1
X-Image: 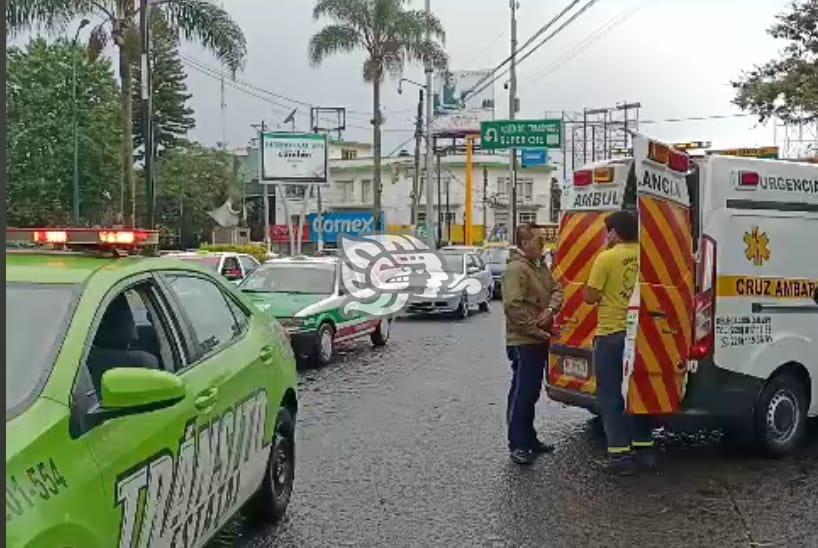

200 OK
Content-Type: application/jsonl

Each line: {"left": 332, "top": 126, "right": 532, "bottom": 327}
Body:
{"left": 547, "top": 134, "right": 818, "bottom": 456}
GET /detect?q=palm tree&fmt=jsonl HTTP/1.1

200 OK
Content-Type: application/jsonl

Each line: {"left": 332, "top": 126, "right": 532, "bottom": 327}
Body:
{"left": 308, "top": 0, "right": 447, "bottom": 229}
{"left": 7, "top": 0, "right": 246, "bottom": 226}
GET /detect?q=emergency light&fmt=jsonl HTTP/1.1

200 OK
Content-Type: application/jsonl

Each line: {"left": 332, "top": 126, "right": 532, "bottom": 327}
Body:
{"left": 573, "top": 170, "right": 593, "bottom": 186}
{"left": 648, "top": 140, "right": 691, "bottom": 173}
{"left": 574, "top": 167, "right": 615, "bottom": 186}
{"left": 7, "top": 227, "right": 159, "bottom": 251}
{"left": 593, "top": 167, "right": 615, "bottom": 184}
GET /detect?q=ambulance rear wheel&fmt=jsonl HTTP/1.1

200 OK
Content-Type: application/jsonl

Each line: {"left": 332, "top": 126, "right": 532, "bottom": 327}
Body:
{"left": 755, "top": 372, "right": 808, "bottom": 457}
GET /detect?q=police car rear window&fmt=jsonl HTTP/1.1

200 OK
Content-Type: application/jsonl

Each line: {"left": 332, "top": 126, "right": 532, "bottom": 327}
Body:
{"left": 6, "top": 283, "right": 78, "bottom": 418}
{"left": 173, "top": 256, "right": 220, "bottom": 271}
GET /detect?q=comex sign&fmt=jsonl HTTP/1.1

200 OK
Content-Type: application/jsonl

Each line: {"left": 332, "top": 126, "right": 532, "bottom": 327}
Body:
{"left": 307, "top": 212, "right": 379, "bottom": 243}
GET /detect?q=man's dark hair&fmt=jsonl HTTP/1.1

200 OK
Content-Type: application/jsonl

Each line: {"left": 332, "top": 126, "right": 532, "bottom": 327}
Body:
{"left": 605, "top": 211, "right": 638, "bottom": 242}
{"left": 516, "top": 223, "right": 536, "bottom": 245}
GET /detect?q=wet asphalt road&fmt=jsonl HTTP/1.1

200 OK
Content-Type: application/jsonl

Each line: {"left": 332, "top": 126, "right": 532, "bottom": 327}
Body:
{"left": 213, "top": 306, "right": 818, "bottom": 547}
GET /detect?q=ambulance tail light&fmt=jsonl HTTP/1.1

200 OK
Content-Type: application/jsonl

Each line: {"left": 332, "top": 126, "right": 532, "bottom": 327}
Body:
{"left": 690, "top": 235, "right": 717, "bottom": 360}
{"left": 668, "top": 150, "right": 690, "bottom": 173}
{"left": 648, "top": 142, "right": 670, "bottom": 165}
{"left": 593, "top": 167, "right": 615, "bottom": 183}
{"left": 574, "top": 170, "right": 592, "bottom": 186}
{"left": 738, "top": 171, "right": 760, "bottom": 187}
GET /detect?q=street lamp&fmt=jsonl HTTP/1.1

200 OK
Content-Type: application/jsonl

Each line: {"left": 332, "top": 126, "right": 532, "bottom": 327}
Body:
{"left": 72, "top": 18, "right": 90, "bottom": 226}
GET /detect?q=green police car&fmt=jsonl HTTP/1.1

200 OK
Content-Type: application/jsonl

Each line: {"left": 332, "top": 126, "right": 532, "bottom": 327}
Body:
{"left": 239, "top": 256, "right": 392, "bottom": 367}
{"left": 6, "top": 228, "right": 298, "bottom": 548}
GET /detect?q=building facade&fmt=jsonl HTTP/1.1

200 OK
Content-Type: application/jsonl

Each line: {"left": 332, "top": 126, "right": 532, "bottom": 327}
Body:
{"left": 238, "top": 140, "right": 561, "bottom": 247}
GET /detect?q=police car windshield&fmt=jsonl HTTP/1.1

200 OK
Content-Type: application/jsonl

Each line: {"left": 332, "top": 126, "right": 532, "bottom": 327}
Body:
{"left": 6, "top": 283, "right": 78, "bottom": 417}
{"left": 241, "top": 264, "right": 336, "bottom": 294}
{"left": 440, "top": 253, "right": 465, "bottom": 274}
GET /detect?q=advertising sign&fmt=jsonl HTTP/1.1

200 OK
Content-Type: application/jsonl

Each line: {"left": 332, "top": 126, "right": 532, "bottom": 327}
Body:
{"left": 432, "top": 70, "right": 495, "bottom": 136}
{"left": 521, "top": 149, "right": 548, "bottom": 167}
{"left": 270, "top": 224, "right": 310, "bottom": 243}
{"left": 307, "top": 212, "right": 380, "bottom": 243}
{"left": 261, "top": 132, "right": 328, "bottom": 183}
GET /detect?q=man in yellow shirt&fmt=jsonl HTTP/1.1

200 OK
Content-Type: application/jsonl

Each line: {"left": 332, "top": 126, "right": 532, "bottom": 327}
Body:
{"left": 584, "top": 210, "right": 654, "bottom": 476}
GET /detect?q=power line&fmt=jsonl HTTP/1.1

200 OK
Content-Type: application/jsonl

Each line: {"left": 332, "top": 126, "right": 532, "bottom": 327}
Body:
{"left": 183, "top": 58, "right": 415, "bottom": 135}
{"left": 527, "top": 6, "right": 639, "bottom": 84}
{"left": 462, "top": 0, "right": 586, "bottom": 101}
{"left": 468, "top": 0, "right": 600, "bottom": 100}
{"left": 640, "top": 113, "right": 756, "bottom": 124}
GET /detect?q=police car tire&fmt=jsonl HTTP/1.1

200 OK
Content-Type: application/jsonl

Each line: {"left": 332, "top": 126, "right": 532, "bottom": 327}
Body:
{"left": 311, "top": 323, "right": 335, "bottom": 367}
{"left": 755, "top": 372, "right": 808, "bottom": 457}
{"left": 371, "top": 319, "right": 390, "bottom": 346}
{"left": 454, "top": 296, "right": 469, "bottom": 320}
{"left": 244, "top": 407, "right": 295, "bottom": 524}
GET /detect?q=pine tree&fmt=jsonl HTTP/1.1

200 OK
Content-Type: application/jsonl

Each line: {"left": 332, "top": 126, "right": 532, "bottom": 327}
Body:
{"left": 132, "top": 8, "right": 195, "bottom": 158}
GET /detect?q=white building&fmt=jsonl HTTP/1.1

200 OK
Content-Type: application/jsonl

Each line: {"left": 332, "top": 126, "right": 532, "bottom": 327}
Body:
{"left": 269, "top": 140, "right": 561, "bottom": 243}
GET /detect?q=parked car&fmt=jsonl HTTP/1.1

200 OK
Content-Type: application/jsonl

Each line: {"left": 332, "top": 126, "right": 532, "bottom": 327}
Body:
{"left": 161, "top": 251, "right": 260, "bottom": 284}
{"left": 481, "top": 245, "right": 513, "bottom": 299}
{"left": 406, "top": 250, "right": 493, "bottom": 319}
{"left": 239, "top": 257, "right": 392, "bottom": 367}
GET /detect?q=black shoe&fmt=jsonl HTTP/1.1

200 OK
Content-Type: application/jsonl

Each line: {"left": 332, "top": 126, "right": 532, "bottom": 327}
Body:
{"left": 607, "top": 454, "right": 638, "bottom": 476}
{"left": 634, "top": 448, "right": 657, "bottom": 471}
{"left": 510, "top": 448, "right": 536, "bottom": 465}
{"left": 531, "top": 440, "right": 555, "bottom": 454}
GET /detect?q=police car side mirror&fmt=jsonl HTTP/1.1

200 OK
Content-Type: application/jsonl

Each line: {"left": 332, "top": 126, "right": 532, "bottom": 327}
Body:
{"left": 99, "top": 368, "right": 186, "bottom": 419}
{"left": 467, "top": 266, "right": 480, "bottom": 275}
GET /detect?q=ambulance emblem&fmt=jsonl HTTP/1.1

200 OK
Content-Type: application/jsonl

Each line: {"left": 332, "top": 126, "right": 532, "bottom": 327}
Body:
{"left": 744, "top": 226, "right": 771, "bottom": 266}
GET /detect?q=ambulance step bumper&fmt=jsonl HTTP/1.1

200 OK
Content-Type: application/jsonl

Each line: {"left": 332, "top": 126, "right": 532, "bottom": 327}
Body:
{"left": 546, "top": 384, "right": 599, "bottom": 414}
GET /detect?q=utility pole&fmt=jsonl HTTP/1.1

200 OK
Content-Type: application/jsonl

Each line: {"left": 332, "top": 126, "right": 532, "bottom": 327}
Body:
{"left": 464, "top": 136, "right": 474, "bottom": 246}
{"left": 71, "top": 19, "right": 90, "bottom": 226}
{"left": 508, "top": 0, "right": 519, "bottom": 244}
{"left": 412, "top": 89, "right": 424, "bottom": 226}
{"left": 253, "top": 121, "right": 271, "bottom": 253}
{"left": 424, "top": 0, "right": 435, "bottom": 248}
{"left": 482, "top": 166, "right": 488, "bottom": 239}
{"left": 437, "top": 151, "right": 442, "bottom": 245}
{"left": 140, "top": 0, "right": 154, "bottom": 229}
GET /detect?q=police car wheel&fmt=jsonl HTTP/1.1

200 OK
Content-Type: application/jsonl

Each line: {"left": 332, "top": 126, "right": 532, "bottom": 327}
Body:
{"left": 479, "top": 296, "right": 490, "bottom": 313}
{"left": 371, "top": 319, "right": 391, "bottom": 346}
{"left": 756, "top": 372, "right": 808, "bottom": 457}
{"left": 244, "top": 407, "right": 295, "bottom": 524}
{"left": 312, "top": 323, "right": 335, "bottom": 367}
{"left": 454, "top": 296, "right": 469, "bottom": 320}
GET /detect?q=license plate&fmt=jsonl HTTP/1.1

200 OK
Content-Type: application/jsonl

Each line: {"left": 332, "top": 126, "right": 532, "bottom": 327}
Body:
{"left": 562, "top": 357, "right": 589, "bottom": 379}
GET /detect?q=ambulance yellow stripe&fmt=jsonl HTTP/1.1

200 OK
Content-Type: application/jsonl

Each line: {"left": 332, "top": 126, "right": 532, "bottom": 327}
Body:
{"left": 643, "top": 198, "right": 694, "bottom": 296}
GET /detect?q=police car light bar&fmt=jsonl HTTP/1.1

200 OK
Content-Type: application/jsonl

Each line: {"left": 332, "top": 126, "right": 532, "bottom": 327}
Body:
{"left": 738, "top": 171, "right": 760, "bottom": 187}
{"left": 7, "top": 227, "right": 159, "bottom": 247}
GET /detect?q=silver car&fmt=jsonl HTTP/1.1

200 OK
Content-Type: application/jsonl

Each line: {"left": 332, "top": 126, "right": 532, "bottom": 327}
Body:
{"left": 405, "top": 250, "right": 493, "bottom": 320}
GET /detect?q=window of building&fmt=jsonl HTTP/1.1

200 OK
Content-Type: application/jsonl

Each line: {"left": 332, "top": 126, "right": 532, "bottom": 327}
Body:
{"left": 341, "top": 149, "right": 358, "bottom": 160}
{"left": 518, "top": 212, "right": 537, "bottom": 224}
{"left": 361, "top": 179, "right": 372, "bottom": 203}
{"left": 417, "top": 211, "right": 427, "bottom": 224}
{"left": 336, "top": 180, "right": 354, "bottom": 202}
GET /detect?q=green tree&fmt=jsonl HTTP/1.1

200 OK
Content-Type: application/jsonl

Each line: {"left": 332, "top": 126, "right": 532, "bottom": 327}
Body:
{"left": 6, "top": 38, "right": 122, "bottom": 227}
{"left": 132, "top": 8, "right": 195, "bottom": 158}
{"left": 146, "top": 144, "right": 240, "bottom": 249}
{"left": 733, "top": 0, "right": 818, "bottom": 123}
{"left": 308, "top": 0, "right": 447, "bottom": 228}
{"left": 6, "top": 0, "right": 247, "bottom": 226}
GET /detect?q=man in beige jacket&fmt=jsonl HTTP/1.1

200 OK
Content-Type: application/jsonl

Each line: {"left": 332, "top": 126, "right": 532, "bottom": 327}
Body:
{"left": 503, "top": 224, "right": 564, "bottom": 465}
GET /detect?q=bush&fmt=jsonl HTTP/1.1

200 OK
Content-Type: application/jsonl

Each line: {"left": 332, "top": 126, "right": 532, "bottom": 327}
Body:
{"left": 200, "top": 243, "right": 268, "bottom": 263}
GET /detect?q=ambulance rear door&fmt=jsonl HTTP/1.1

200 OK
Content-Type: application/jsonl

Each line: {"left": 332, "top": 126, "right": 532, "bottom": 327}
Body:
{"left": 627, "top": 135, "right": 695, "bottom": 415}
{"left": 549, "top": 161, "right": 629, "bottom": 397}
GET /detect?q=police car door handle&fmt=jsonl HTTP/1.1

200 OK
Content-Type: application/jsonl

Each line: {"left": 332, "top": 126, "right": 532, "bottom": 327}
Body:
{"left": 260, "top": 345, "right": 276, "bottom": 362}
{"left": 195, "top": 388, "right": 219, "bottom": 410}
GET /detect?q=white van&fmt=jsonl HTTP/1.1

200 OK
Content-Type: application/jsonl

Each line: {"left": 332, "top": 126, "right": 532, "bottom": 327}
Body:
{"left": 547, "top": 135, "right": 818, "bottom": 455}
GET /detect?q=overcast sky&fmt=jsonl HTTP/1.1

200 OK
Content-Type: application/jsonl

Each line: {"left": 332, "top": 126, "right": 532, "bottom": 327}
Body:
{"left": 24, "top": 0, "right": 794, "bottom": 154}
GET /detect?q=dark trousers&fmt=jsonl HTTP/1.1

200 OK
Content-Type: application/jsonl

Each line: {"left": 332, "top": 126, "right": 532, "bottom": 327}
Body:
{"left": 506, "top": 344, "right": 548, "bottom": 451}
{"left": 593, "top": 332, "right": 653, "bottom": 454}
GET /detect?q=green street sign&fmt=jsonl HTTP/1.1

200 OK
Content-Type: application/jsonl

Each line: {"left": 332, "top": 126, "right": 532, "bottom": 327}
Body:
{"left": 480, "top": 119, "right": 562, "bottom": 150}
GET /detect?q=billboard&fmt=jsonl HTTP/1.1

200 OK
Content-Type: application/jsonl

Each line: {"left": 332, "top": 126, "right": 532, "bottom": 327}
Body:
{"left": 261, "top": 132, "right": 328, "bottom": 183}
{"left": 432, "top": 70, "right": 495, "bottom": 136}
{"left": 307, "top": 212, "right": 381, "bottom": 243}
